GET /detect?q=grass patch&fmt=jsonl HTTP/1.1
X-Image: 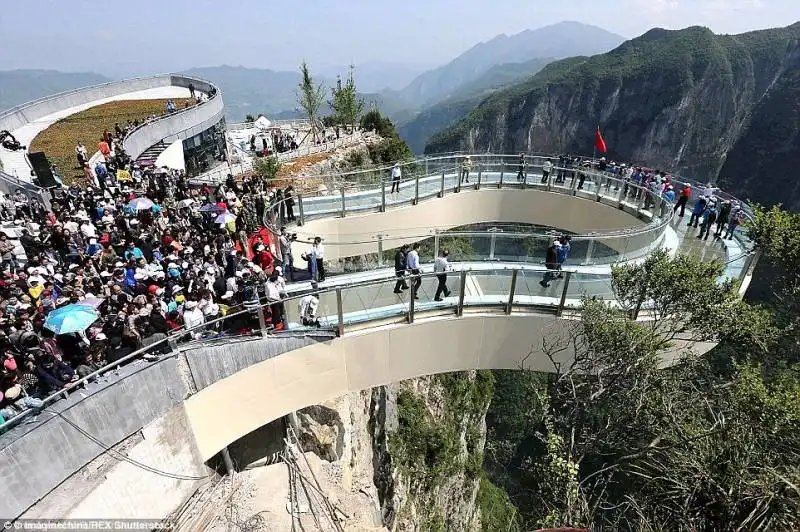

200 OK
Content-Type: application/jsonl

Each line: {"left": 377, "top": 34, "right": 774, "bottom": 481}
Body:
{"left": 29, "top": 98, "right": 190, "bottom": 185}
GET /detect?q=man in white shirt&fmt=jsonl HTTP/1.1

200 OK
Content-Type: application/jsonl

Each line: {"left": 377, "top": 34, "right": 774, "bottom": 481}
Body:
{"left": 311, "top": 237, "right": 325, "bottom": 282}
{"left": 541, "top": 159, "right": 553, "bottom": 184}
{"left": 390, "top": 163, "right": 401, "bottom": 194}
{"left": 405, "top": 242, "right": 421, "bottom": 299}
{"left": 433, "top": 250, "right": 452, "bottom": 301}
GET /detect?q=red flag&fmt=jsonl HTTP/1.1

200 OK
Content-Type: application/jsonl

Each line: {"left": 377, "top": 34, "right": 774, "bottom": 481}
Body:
{"left": 595, "top": 127, "right": 607, "bottom": 153}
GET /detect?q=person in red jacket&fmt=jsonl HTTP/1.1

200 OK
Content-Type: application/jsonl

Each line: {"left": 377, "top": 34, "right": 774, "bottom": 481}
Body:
{"left": 674, "top": 184, "right": 692, "bottom": 217}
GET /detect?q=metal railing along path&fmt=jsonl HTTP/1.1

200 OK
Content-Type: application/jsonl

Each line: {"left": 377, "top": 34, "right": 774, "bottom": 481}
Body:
{"left": 0, "top": 255, "right": 759, "bottom": 436}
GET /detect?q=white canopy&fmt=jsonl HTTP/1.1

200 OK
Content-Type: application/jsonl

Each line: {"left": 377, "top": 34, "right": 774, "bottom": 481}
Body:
{"left": 254, "top": 115, "right": 272, "bottom": 130}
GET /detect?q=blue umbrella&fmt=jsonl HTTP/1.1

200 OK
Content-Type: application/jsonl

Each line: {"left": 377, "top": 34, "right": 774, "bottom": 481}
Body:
{"left": 215, "top": 211, "right": 237, "bottom": 225}
{"left": 199, "top": 203, "right": 225, "bottom": 213}
{"left": 127, "top": 197, "right": 155, "bottom": 211}
{"left": 44, "top": 304, "right": 99, "bottom": 334}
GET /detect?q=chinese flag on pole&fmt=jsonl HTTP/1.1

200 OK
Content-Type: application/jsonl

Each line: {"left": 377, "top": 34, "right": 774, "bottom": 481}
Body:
{"left": 595, "top": 127, "right": 608, "bottom": 153}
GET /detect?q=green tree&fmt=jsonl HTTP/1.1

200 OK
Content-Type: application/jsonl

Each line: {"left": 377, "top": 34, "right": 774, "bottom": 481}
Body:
{"left": 252, "top": 156, "right": 281, "bottom": 181}
{"left": 296, "top": 61, "right": 326, "bottom": 143}
{"left": 244, "top": 114, "right": 256, "bottom": 123}
{"left": 329, "top": 65, "right": 365, "bottom": 131}
{"left": 484, "top": 250, "right": 797, "bottom": 530}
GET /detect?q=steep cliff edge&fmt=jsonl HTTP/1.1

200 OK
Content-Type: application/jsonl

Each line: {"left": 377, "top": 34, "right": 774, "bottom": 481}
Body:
{"left": 426, "top": 24, "right": 800, "bottom": 210}
{"left": 204, "top": 372, "right": 494, "bottom": 531}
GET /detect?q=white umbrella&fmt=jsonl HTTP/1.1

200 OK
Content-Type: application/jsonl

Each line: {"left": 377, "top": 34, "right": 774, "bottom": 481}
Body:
{"left": 177, "top": 198, "right": 195, "bottom": 208}
{"left": 215, "top": 211, "right": 237, "bottom": 225}
{"left": 127, "top": 197, "right": 155, "bottom": 211}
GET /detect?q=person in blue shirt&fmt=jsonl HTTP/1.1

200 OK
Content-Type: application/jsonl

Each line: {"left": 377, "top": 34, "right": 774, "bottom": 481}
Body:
{"left": 688, "top": 196, "right": 708, "bottom": 228}
{"left": 662, "top": 185, "right": 675, "bottom": 203}
{"left": 698, "top": 202, "right": 718, "bottom": 240}
{"left": 124, "top": 241, "right": 144, "bottom": 261}
{"left": 85, "top": 238, "right": 102, "bottom": 257}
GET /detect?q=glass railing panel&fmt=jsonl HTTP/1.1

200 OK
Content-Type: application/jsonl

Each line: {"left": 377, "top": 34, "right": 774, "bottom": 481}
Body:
{"left": 511, "top": 267, "right": 563, "bottom": 306}
{"left": 285, "top": 287, "right": 340, "bottom": 331}
{"left": 338, "top": 277, "right": 410, "bottom": 325}
{"left": 343, "top": 182, "right": 383, "bottom": 214}
{"left": 412, "top": 271, "right": 463, "bottom": 310}
{"left": 565, "top": 272, "right": 617, "bottom": 308}
{"left": 384, "top": 175, "right": 417, "bottom": 207}
{"left": 436, "top": 234, "right": 493, "bottom": 262}
{"left": 467, "top": 269, "right": 514, "bottom": 307}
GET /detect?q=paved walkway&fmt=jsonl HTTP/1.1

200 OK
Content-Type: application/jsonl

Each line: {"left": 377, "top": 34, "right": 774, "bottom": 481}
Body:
{"left": 0, "top": 87, "right": 192, "bottom": 180}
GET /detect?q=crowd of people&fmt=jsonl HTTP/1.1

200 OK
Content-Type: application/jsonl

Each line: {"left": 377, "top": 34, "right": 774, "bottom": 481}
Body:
{"left": 0, "top": 130, "right": 320, "bottom": 426}
{"left": 248, "top": 131, "right": 299, "bottom": 156}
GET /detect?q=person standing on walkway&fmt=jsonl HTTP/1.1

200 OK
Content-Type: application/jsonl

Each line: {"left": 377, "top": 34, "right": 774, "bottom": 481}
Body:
{"left": 299, "top": 282, "right": 321, "bottom": 328}
{"left": 305, "top": 236, "right": 326, "bottom": 282}
{"left": 279, "top": 227, "right": 295, "bottom": 282}
{"left": 674, "top": 184, "right": 691, "bottom": 216}
{"left": 725, "top": 204, "right": 744, "bottom": 239}
{"left": 688, "top": 195, "right": 708, "bottom": 228}
{"left": 541, "top": 159, "right": 553, "bottom": 183}
{"left": 406, "top": 242, "right": 422, "bottom": 298}
{"left": 393, "top": 244, "right": 410, "bottom": 294}
{"left": 698, "top": 202, "right": 718, "bottom": 241}
{"left": 433, "top": 250, "right": 452, "bottom": 301}
{"left": 391, "top": 163, "right": 401, "bottom": 194}
{"left": 540, "top": 239, "right": 561, "bottom": 288}
{"left": 460, "top": 156, "right": 472, "bottom": 184}
{"left": 714, "top": 200, "right": 732, "bottom": 239}
{"left": 284, "top": 186, "right": 295, "bottom": 221}
{"left": 516, "top": 153, "right": 525, "bottom": 182}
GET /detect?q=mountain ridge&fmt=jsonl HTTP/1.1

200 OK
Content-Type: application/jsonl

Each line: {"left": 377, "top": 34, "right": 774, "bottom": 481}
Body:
{"left": 425, "top": 23, "right": 800, "bottom": 210}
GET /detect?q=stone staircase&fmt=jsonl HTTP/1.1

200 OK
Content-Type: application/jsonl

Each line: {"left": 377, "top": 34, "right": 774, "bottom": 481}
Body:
{"left": 135, "top": 140, "right": 171, "bottom": 164}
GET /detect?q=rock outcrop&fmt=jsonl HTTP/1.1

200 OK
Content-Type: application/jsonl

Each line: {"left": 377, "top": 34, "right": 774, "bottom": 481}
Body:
{"left": 426, "top": 23, "right": 800, "bottom": 211}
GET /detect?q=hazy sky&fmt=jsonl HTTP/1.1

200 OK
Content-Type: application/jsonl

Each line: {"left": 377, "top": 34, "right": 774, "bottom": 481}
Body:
{"left": 1, "top": 0, "right": 797, "bottom": 75}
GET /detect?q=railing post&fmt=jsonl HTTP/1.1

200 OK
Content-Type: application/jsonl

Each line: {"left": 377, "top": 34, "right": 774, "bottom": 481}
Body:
{"left": 556, "top": 271, "right": 572, "bottom": 317}
{"left": 377, "top": 234, "right": 384, "bottom": 267}
{"left": 476, "top": 168, "right": 482, "bottom": 190}
{"left": 439, "top": 171, "right": 445, "bottom": 198}
{"left": 408, "top": 279, "right": 416, "bottom": 324}
{"left": 488, "top": 228, "right": 501, "bottom": 261}
{"left": 457, "top": 270, "right": 467, "bottom": 317}
{"left": 455, "top": 165, "right": 461, "bottom": 193}
{"left": 381, "top": 180, "right": 386, "bottom": 212}
{"left": 583, "top": 239, "right": 596, "bottom": 266}
{"left": 505, "top": 269, "right": 518, "bottom": 315}
{"left": 256, "top": 303, "right": 268, "bottom": 336}
{"left": 413, "top": 174, "right": 419, "bottom": 205}
{"left": 433, "top": 230, "right": 440, "bottom": 259}
{"left": 571, "top": 171, "right": 579, "bottom": 195}
{"left": 336, "top": 288, "right": 344, "bottom": 336}
{"left": 499, "top": 161, "right": 504, "bottom": 188}
{"left": 547, "top": 167, "right": 554, "bottom": 191}
{"left": 425, "top": 156, "right": 429, "bottom": 177}
{"left": 297, "top": 193, "right": 305, "bottom": 226}
{"left": 340, "top": 187, "right": 346, "bottom": 217}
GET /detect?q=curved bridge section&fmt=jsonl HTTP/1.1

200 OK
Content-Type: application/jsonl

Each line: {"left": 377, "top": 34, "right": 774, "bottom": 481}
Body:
{"left": 184, "top": 312, "right": 714, "bottom": 462}
{"left": 121, "top": 75, "right": 224, "bottom": 161}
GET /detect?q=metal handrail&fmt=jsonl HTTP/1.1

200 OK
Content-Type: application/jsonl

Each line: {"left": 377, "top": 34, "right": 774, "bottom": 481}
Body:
{"left": 0, "top": 263, "right": 596, "bottom": 433}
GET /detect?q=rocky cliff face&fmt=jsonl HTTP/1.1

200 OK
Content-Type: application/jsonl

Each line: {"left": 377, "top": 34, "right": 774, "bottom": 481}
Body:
{"left": 286, "top": 372, "right": 492, "bottom": 531}
{"left": 426, "top": 24, "right": 800, "bottom": 210}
